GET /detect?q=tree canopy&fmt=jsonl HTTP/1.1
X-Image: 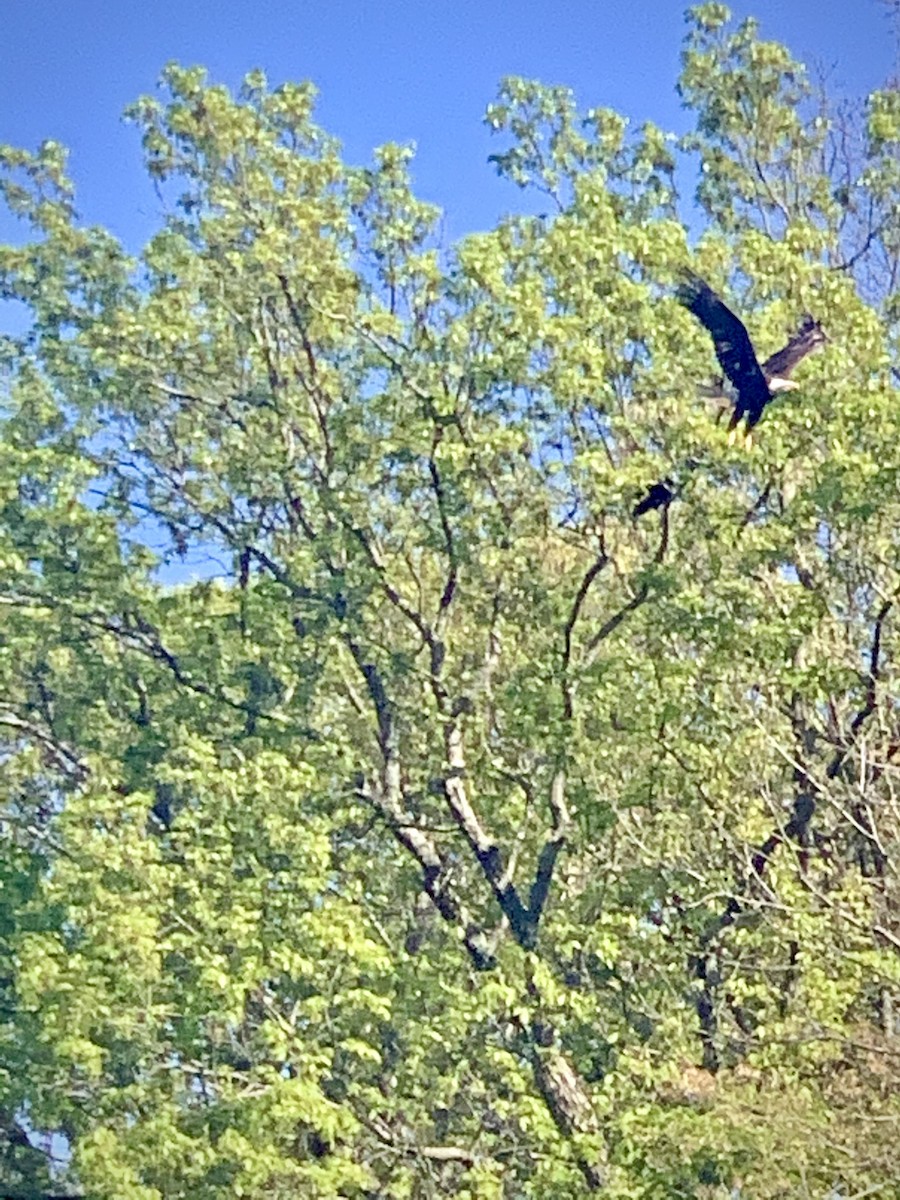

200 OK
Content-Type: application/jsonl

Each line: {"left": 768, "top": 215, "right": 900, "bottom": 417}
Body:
{"left": 3, "top": 5, "right": 900, "bottom": 1196}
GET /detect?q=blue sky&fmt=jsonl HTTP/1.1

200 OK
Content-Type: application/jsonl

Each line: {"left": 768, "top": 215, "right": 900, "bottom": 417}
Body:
{"left": 0, "top": 1, "right": 895, "bottom": 253}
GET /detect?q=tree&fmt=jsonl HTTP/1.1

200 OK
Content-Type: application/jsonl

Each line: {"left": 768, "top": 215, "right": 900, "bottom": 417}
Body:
{"left": 2, "top": 6, "right": 900, "bottom": 1196}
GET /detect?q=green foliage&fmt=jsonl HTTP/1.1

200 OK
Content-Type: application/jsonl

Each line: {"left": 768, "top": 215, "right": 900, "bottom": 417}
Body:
{"left": 2, "top": 10, "right": 900, "bottom": 1198}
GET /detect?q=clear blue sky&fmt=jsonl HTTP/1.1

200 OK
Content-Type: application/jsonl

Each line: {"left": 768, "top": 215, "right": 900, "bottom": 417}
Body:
{"left": 0, "top": 1, "right": 895, "bottom": 253}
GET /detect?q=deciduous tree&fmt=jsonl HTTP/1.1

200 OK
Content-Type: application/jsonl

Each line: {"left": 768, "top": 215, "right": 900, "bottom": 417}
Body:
{"left": 2, "top": 6, "right": 900, "bottom": 1196}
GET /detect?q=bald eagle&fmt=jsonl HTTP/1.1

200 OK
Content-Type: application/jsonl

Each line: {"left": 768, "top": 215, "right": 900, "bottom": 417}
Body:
{"left": 632, "top": 276, "right": 827, "bottom": 517}
{"left": 677, "top": 272, "right": 827, "bottom": 436}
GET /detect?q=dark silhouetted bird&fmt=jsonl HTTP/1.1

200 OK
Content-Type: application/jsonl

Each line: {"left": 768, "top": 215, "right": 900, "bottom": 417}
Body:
{"left": 676, "top": 271, "right": 827, "bottom": 440}
{"left": 632, "top": 478, "right": 676, "bottom": 518}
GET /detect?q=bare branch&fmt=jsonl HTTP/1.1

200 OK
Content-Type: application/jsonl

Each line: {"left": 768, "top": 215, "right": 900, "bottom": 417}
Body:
{"left": 0, "top": 711, "right": 88, "bottom": 783}
{"left": 527, "top": 770, "right": 572, "bottom": 930}
{"left": 561, "top": 550, "right": 609, "bottom": 720}
{"left": 361, "top": 1112, "right": 479, "bottom": 1168}
{"left": 343, "top": 635, "right": 496, "bottom": 970}
{"left": 428, "top": 425, "right": 459, "bottom": 623}
{"left": 442, "top": 718, "right": 534, "bottom": 945}
{"left": 845, "top": 601, "right": 892, "bottom": 745}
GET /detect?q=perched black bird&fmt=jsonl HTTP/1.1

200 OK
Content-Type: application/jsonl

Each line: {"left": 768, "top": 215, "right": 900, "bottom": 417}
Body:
{"left": 676, "top": 272, "right": 827, "bottom": 438}
{"left": 632, "top": 478, "right": 675, "bottom": 518}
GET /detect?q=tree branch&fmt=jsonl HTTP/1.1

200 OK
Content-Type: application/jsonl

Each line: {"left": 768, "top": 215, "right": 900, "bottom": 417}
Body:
{"left": 441, "top": 717, "right": 535, "bottom": 945}
{"left": 428, "top": 425, "right": 459, "bottom": 623}
{"left": 0, "top": 711, "right": 88, "bottom": 784}
{"left": 561, "top": 550, "right": 608, "bottom": 720}
{"left": 343, "top": 635, "right": 496, "bottom": 970}
{"left": 527, "top": 769, "right": 572, "bottom": 931}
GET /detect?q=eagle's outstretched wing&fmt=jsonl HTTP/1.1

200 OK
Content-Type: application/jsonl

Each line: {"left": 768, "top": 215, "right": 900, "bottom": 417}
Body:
{"left": 676, "top": 272, "right": 770, "bottom": 428}
{"left": 761, "top": 314, "right": 828, "bottom": 383}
